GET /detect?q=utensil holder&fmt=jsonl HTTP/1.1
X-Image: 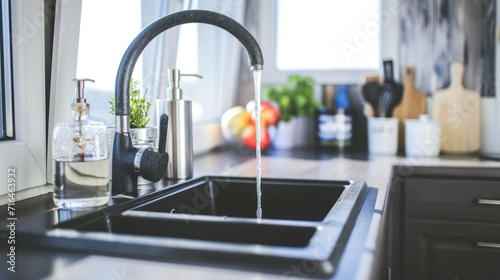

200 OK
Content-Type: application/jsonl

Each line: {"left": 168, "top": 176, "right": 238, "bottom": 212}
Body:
{"left": 368, "top": 117, "right": 398, "bottom": 155}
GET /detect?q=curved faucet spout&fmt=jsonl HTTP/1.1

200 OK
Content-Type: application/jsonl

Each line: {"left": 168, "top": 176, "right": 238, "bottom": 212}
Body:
{"left": 115, "top": 9, "right": 264, "bottom": 117}
{"left": 112, "top": 10, "right": 263, "bottom": 196}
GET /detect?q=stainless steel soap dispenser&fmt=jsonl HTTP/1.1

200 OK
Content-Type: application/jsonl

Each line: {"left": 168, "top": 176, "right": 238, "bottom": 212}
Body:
{"left": 156, "top": 69, "right": 202, "bottom": 179}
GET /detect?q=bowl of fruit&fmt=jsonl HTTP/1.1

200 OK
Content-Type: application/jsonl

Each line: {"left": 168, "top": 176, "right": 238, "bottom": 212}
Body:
{"left": 221, "top": 100, "right": 281, "bottom": 150}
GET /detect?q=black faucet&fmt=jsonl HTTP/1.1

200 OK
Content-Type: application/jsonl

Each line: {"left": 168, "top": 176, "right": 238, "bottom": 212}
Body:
{"left": 112, "top": 10, "right": 264, "bottom": 196}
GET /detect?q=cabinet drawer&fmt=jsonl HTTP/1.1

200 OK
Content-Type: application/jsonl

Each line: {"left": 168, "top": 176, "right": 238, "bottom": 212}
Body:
{"left": 404, "top": 178, "right": 500, "bottom": 222}
{"left": 404, "top": 220, "right": 500, "bottom": 280}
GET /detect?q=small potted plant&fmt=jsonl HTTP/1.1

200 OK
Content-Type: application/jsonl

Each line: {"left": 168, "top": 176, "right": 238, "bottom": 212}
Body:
{"left": 263, "top": 75, "right": 319, "bottom": 149}
{"left": 109, "top": 78, "right": 155, "bottom": 147}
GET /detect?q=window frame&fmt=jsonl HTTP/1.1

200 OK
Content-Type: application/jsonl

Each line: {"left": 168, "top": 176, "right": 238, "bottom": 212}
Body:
{"left": 0, "top": 0, "right": 48, "bottom": 196}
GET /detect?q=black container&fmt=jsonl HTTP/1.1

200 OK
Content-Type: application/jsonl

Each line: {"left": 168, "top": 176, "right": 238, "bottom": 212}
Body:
{"left": 315, "top": 85, "right": 368, "bottom": 153}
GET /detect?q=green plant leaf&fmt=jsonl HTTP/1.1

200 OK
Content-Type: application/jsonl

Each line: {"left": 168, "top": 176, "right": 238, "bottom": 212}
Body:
{"left": 262, "top": 75, "right": 317, "bottom": 123}
{"left": 109, "top": 78, "right": 151, "bottom": 128}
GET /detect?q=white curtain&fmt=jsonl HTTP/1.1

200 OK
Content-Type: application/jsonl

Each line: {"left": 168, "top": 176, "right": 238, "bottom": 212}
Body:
{"left": 46, "top": 0, "right": 83, "bottom": 184}
{"left": 175, "top": 0, "right": 247, "bottom": 124}
{"left": 171, "top": 0, "right": 248, "bottom": 154}
{"left": 141, "top": 0, "right": 184, "bottom": 125}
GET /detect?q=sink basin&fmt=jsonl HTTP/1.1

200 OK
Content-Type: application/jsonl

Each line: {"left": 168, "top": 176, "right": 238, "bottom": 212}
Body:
{"left": 75, "top": 214, "right": 316, "bottom": 247}
{"left": 130, "top": 177, "right": 346, "bottom": 221}
{"left": 27, "top": 176, "right": 368, "bottom": 277}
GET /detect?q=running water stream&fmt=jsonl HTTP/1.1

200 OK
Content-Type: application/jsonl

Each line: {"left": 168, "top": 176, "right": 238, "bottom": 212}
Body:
{"left": 253, "top": 69, "right": 262, "bottom": 219}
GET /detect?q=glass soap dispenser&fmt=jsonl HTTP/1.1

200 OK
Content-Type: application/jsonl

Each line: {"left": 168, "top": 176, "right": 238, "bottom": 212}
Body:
{"left": 52, "top": 78, "right": 110, "bottom": 208}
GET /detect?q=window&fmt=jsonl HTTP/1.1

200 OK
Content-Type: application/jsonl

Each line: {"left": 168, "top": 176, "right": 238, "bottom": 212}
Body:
{"left": 76, "top": 0, "right": 144, "bottom": 127}
{"left": 260, "top": 0, "right": 387, "bottom": 85}
{"left": 0, "top": 0, "right": 14, "bottom": 140}
{"left": 276, "top": 0, "right": 380, "bottom": 71}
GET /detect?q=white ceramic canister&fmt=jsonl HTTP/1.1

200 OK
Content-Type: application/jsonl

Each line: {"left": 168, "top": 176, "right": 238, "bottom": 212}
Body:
{"left": 405, "top": 115, "right": 441, "bottom": 157}
{"left": 368, "top": 117, "right": 398, "bottom": 155}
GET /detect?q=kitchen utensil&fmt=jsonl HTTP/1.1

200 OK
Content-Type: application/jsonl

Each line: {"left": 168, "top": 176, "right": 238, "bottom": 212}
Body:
{"left": 383, "top": 60, "right": 394, "bottom": 82}
{"left": 361, "top": 75, "right": 383, "bottom": 117}
{"left": 377, "top": 60, "right": 403, "bottom": 117}
{"left": 363, "top": 103, "right": 375, "bottom": 118}
{"left": 393, "top": 66, "right": 427, "bottom": 149}
{"left": 432, "top": 61, "right": 481, "bottom": 154}
{"left": 378, "top": 86, "right": 394, "bottom": 117}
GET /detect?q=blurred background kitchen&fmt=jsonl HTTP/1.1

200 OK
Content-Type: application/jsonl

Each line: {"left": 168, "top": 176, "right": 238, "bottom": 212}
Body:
{"left": 2, "top": 0, "right": 499, "bottom": 194}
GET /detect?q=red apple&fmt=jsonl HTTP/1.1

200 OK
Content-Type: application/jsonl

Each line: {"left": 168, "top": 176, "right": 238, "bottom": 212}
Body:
{"left": 246, "top": 100, "right": 281, "bottom": 127}
{"left": 240, "top": 124, "right": 271, "bottom": 150}
{"left": 260, "top": 101, "right": 281, "bottom": 127}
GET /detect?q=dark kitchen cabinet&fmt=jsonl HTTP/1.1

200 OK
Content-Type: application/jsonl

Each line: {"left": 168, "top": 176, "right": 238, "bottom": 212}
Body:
{"left": 404, "top": 178, "right": 500, "bottom": 223}
{"left": 404, "top": 220, "right": 500, "bottom": 280}
{"left": 381, "top": 166, "right": 500, "bottom": 280}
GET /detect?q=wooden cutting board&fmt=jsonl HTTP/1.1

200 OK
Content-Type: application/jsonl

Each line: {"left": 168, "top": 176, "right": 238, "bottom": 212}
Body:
{"left": 393, "top": 66, "right": 427, "bottom": 149}
{"left": 432, "top": 61, "right": 481, "bottom": 154}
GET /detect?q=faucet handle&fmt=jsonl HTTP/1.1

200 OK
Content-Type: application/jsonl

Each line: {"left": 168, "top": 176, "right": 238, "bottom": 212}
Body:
{"left": 158, "top": 113, "right": 168, "bottom": 153}
{"left": 137, "top": 148, "right": 169, "bottom": 182}
{"left": 132, "top": 114, "right": 169, "bottom": 183}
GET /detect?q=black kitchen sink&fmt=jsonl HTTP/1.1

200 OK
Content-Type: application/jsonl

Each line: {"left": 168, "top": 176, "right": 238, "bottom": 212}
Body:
{"left": 25, "top": 176, "right": 368, "bottom": 277}
{"left": 130, "top": 177, "right": 346, "bottom": 221}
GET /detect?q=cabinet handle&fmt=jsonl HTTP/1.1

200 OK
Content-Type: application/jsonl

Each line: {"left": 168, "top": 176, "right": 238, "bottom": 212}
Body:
{"left": 477, "top": 242, "right": 500, "bottom": 249}
{"left": 476, "top": 199, "right": 500, "bottom": 206}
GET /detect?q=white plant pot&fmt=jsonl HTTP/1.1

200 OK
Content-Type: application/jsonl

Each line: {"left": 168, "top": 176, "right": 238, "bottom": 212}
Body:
{"left": 272, "top": 117, "right": 314, "bottom": 150}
